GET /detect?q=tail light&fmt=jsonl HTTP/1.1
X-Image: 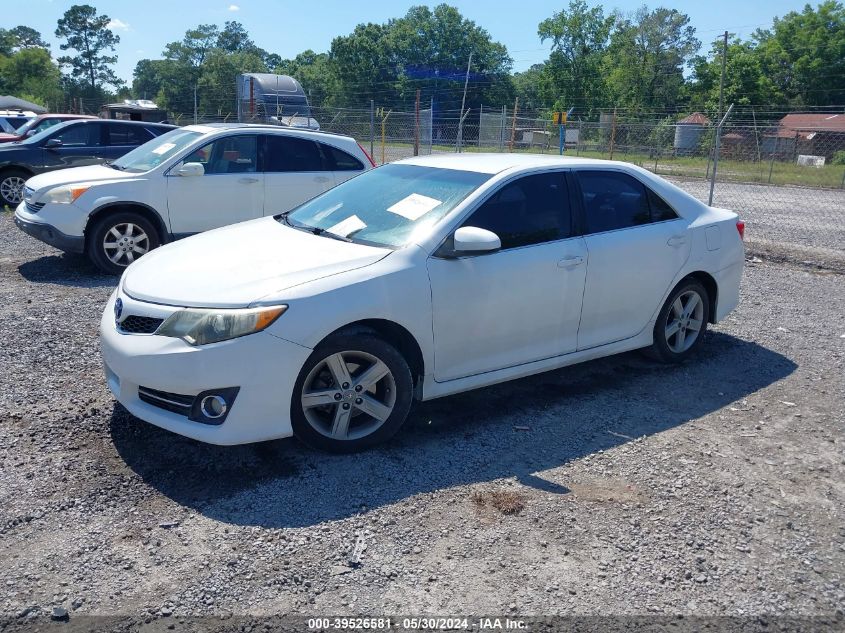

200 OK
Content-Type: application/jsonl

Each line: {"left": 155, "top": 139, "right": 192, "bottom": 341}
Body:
{"left": 357, "top": 142, "right": 377, "bottom": 168}
{"left": 736, "top": 220, "right": 745, "bottom": 241}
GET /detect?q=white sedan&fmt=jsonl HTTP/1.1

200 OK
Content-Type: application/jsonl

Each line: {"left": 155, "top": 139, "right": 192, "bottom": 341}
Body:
{"left": 100, "top": 154, "right": 744, "bottom": 452}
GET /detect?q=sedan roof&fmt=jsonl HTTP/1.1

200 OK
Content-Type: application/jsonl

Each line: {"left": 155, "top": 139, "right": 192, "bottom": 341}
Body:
{"left": 398, "top": 152, "right": 626, "bottom": 174}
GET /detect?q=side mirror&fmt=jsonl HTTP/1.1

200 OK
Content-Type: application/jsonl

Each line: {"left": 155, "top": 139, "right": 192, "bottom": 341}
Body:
{"left": 25, "top": 130, "right": 36, "bottom": 137}
{"left": 453, "top": 226, "right": 501, "bottom": 254}
{"left": 44, "top": 138, "right": 62, "bottom": 148}
{"left": 173, "top": 162, "right": 205, "bottom": 177}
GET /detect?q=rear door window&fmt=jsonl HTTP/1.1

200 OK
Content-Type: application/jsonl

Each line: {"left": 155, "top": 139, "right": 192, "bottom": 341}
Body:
{"left": 263, "top": 135, "right": 324, "bottom": 172}
{"left": 577, "top": 171, "right": 652, "bottom": 234}
{"left": 106, "top": 123, "right": 154, "bottom": 146}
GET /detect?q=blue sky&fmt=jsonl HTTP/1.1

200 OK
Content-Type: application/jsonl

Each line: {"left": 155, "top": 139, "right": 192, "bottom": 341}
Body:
{"left": 22, "top": 0, "right": 813, "bottom": 82}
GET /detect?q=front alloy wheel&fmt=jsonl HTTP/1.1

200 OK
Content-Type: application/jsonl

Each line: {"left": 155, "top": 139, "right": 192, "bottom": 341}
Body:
{"left": 292, "top": 334, "right": 413, "bottom": 452}
{"left": 87, "top": 211, "right": 161, "bottom": 275}
{"left": 102, "top": 222, "right": 150, "bottom": 266}
{"left": 0, "top": 172, "right": 27, "bottom": 206}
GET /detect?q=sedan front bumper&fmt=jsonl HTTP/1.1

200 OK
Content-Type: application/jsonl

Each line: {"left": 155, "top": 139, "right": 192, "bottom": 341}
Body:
{"left": 100, "top": 291, "right": 312, "bottom": 445}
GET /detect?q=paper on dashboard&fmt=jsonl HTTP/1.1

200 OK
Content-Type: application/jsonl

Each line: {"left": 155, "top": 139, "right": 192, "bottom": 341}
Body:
{"left": 387, "top": 193, "right": 442, "bottom": 221}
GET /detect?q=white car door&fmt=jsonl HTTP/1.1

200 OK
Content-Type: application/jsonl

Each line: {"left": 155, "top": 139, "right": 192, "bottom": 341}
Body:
{"left": 262, "top": 135, "right": 335, "bottom": 215}
{"left": 167, "top": 134, "right": 264, "bottom": 235}
{"left": 575, "top": 169, "right": 692, "bottom": 350}
{"left": 427, "top": 172, "right": 588, "bottom": 382}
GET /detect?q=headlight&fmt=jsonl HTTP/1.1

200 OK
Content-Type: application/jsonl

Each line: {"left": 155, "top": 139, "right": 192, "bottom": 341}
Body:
{"left": 41, "top": 185, "right": 90, "bottom": 204}
{"left": 156, "top": 305, "right": 287, "bottom": 346}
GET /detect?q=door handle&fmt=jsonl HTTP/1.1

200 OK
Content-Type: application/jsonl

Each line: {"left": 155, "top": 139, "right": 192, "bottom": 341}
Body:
{"left": 238, "top": 177, "right": 259, "bottom": 184}
{"left": 314, "top": 176, "right": 331, "bottom": 183}
{"left": 557, "top": 255, "right": 585, "bottom": 268}
{"left": 667, "top": 235, "right": 687, "bottom": 247}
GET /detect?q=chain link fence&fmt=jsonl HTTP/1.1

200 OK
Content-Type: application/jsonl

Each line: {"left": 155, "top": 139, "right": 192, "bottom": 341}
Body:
{"left": 177, "top": 104, "right": 845, "bottom": 268}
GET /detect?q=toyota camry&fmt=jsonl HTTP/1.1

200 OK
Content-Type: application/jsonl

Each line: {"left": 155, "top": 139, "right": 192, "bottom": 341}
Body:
{"left": 100, "top": 154, "right": 744, "bottom": 452}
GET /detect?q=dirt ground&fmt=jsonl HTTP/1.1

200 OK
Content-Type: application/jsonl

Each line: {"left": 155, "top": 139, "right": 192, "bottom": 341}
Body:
{"left": 0, "top": 210, "right": 843, "bottom": 628}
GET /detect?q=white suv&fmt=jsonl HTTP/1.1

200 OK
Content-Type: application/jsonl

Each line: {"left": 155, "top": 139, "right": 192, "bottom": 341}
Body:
{"left": 14, "top": 123, "right": 375, "bottom": 274}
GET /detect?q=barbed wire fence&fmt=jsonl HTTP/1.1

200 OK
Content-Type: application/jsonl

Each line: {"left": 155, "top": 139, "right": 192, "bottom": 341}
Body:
{"left": 91, "top": 95, "right": 845, "bottom": 268}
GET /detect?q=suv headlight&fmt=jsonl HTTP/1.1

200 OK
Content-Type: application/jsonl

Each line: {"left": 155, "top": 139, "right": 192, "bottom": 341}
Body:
{"left": 156, "top": 305, "right": 287, "bottom": 346}
{"left": 41, "top": 185, "right": 90, "bottom": 204}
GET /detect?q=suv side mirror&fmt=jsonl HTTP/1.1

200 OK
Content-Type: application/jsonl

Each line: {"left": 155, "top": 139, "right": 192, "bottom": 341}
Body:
{"left": 453, "top": 226, "right": 501, "bottom": 254}
{"left": 44, "top": 138, "right": 63, "bottom": 148}
{"left": 173, "top": 162, "right": 205, "bottom": 177}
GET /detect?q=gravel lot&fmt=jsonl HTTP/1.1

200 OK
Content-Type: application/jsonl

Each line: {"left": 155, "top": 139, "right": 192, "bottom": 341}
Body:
{"left": 0, "top": 208, "right": 843, "bottom": 625}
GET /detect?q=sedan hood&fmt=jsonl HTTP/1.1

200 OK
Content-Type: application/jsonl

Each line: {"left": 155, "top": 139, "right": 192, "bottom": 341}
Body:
{"left": 26, "top": 165, "right": 135, "bottom": 194}
{"left": 123, "top": 217, "right": 391, "bottom": 308}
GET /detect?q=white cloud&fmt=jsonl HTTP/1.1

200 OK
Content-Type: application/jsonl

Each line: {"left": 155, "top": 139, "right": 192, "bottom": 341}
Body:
{"left": 107, "top": 18, "right": 130, "bottom": 31}
{"left": 228, "top": 4, "right": 240, "bottom": 11}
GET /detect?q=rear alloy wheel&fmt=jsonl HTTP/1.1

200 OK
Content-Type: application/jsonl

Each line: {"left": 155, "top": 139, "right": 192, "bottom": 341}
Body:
{"left": 88, "top": 212, "right": 161, "bottom": 275}
{"left": 0, "top": 170, "right": 29, "bottom": 207}
{"left": 648, "top": 279, "right": 710, "bottom": 363}
{"left": 291, "top": 334, "right": 413, "bottom": 453}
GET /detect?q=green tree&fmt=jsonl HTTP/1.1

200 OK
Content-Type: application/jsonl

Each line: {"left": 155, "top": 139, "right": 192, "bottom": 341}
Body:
{"left": 603, "top": 7, "right": 699, "bottom": 113}
{"left": 275, "top": 50, "right": 338, "bottom": 108}
{"left": 754, "top": 0, "right": 845, "bottom": 106}
{"left": 328, "top": 4, "right": 513, "bottom": 111}
{"left": 216, "top": 21, "right": 254, "bottom": 53}
{"left": 511, "top": 63, "right": 551, "bottom": 112}
{"left": 687, "top": 37, "right": 784, "bottom": 111}
{"left": 0, "top": 26, "right": 50, "bottom": 53}
{"left": 538, "top": 0, "right": 614, "bottom": 114}
{"left": 0, "top": 47, "right": 63, "bottom": 107}
{"left": 55, "top": 4, "right": 123, "bottom": 94}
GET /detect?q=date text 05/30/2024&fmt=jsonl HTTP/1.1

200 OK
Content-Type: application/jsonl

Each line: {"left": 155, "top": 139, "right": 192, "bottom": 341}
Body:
{"left": 307, "top": 617, "right": 528, "bottom": 630}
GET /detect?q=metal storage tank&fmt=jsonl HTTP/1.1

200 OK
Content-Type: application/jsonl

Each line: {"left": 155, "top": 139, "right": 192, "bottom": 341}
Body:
{"left": 674, "top": 112, "right": 711, "bottom": 155}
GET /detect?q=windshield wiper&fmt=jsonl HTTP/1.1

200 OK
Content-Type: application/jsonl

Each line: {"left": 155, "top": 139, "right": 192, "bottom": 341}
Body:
{"left": 105, "top": 161, "right": 125, "bottom": 171}
{"left": 276, "top": 212, "right": 352, "bottom": 242}
{"left": 310, "top": 227, "right": 352, "bottom": 242}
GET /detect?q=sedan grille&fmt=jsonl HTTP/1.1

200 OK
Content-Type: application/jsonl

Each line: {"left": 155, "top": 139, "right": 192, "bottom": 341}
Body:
{"left": 118, "top": 315, "right": 164, "bottom": 334}
{"left": 138, "top": 386, "right": 193, "bottom": 417}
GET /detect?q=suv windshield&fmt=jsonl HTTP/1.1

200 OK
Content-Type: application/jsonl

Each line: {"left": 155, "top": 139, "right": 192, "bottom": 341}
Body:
{"left": 112, "top": 128, "right": 203, "bottom": 173}
{"left": 283, "top": 164, "right": 491, "bottom": 248}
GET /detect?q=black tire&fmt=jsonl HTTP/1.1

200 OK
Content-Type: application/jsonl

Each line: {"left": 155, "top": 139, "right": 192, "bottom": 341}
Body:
{"left": 647, "top": 278, "right": 711, "bottom": 363}
{"left": 0, "top": 169, "right": 30, "bottom": 207}
{"left": 291, "top": 333, "right": 414, "bottom": 453}
{"left": 87, "top": 211, "right": 161, "bottom": 275}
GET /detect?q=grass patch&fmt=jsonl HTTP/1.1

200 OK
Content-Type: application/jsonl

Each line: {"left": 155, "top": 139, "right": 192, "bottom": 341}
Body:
{"left": 373, "top": 140, "right": 845, "bottom": 189}
{"left": 471, "top": 489, "right": 526, "bottom": 515}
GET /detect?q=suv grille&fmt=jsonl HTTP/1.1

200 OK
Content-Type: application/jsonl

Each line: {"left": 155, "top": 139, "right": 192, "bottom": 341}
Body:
{"left": 25, "top": 201, "right": 45, "bottom": 213}
{"left": 118, "top": 315, "right": 164, "bottom": 334}
{"left": 138, "top": 387, "right": 193, "bottom": 417}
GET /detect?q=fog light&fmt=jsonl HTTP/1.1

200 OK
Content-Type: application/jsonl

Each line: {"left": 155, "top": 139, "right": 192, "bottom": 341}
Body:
{"left": 200, "top": 395, "right": 228, "bottom": 419}
{"left": 188, "top": 387, "right": 240, "bottom": 425}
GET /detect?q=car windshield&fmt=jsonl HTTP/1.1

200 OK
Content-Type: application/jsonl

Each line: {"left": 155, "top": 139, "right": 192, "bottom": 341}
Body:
{"left": 282, "top": 164, "right": 491, "bottom": 248}
{"left": 112, "top": 128, "right": 203, "bottom": 173}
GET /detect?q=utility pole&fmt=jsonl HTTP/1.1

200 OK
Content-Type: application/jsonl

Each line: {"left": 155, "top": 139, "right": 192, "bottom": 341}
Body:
{"left": 414, "top": 89, "right": 421, "bottom": 156}
{"left": 456, "top": 51, "right": 473, "bottom": 152}
{"left": 369, "top": 99, "right": 375, "bottom": 158}
{"left": 193, "top": 84, "right": 198, "bottom": 124}
{"left": 718, "top": 31, "right": 728, "bottom": 121}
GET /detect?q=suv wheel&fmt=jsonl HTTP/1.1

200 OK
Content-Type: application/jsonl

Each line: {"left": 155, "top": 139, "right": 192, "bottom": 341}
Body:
{"left": 0, "top": 169, "right": 29, "bottom": 207}
{"left": 87, "top": 211, "right": 161, "bottom": 275}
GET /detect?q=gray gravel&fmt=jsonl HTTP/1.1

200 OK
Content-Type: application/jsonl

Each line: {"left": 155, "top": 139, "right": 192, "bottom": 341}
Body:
{"left": 0, "top": 209, "right": 843, "bottom": 623}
